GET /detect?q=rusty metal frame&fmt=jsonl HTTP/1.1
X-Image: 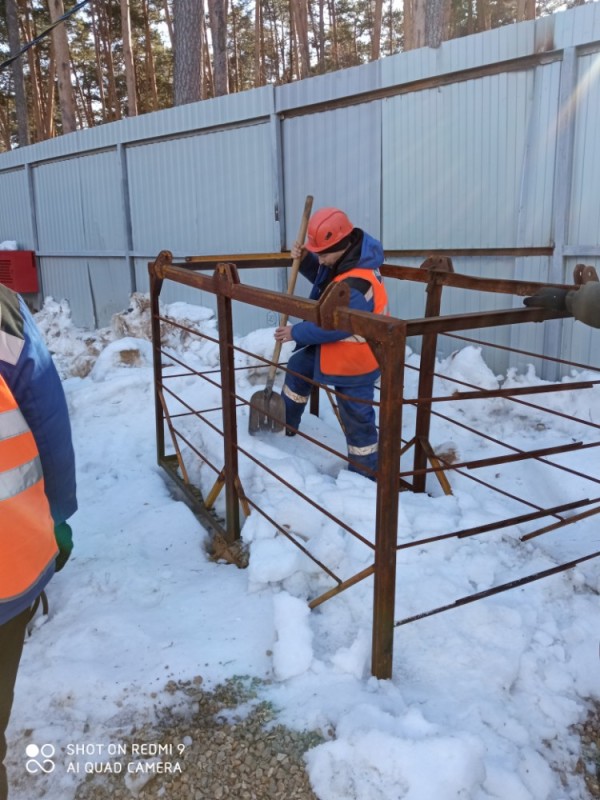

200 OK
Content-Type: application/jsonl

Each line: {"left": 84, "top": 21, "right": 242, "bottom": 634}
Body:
{"left": 149, "top": 249, "right": 598, "bottom": 679}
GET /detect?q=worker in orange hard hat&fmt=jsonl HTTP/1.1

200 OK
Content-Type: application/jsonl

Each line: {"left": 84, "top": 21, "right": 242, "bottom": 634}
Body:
{"left": 304, "top": 207, "right": 354, "bottom": 254}
{"left": 274, "top": 207, "right": 388, "bottom": 480}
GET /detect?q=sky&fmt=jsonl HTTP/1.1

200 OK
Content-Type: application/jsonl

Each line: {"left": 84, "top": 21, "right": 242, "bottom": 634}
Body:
{"left": 5, "top": 291, "right": 600, "bottom": 800}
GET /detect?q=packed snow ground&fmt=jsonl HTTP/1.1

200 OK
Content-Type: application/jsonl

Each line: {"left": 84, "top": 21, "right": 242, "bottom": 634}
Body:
{"left": 7, "top": 293, "right": 600, "bottom": 800}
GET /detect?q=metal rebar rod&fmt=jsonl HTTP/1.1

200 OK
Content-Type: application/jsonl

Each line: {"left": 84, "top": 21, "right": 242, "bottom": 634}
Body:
{"left": 521, "top": 502, "right": 600, "bottom": 541}
{"left": 309, "top": 565, "right": 375, "bottom": 609}
{"left": 235, "top": 442, "right": 375, "bottom": 549}
{"left": 445, "top": 331, "right": 600, "bottom": 374}
{"left": 427, "top": 407, "right": 600, "bottom": 487}
{"left": 407, "top": 379, "right": 600, "bottom": 407}
{"left": 395, "top": 548, "right": 600, "bottom": 627}
{"left": 396, "top": 497, "right": 594, "bottom": 550}
{"left": 399, "top": 440, "right": 592, "bottom": 477}
{"left": 243, "top": 495, "right": 343, "bottom": 584}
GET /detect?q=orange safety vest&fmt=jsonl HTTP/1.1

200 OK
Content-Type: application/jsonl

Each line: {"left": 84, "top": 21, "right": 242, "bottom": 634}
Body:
{"left": 320, "top": 268, "right": 389, "bottom": 377}
{"left": 0, "top": 374, "right": 57, "bottom": 604}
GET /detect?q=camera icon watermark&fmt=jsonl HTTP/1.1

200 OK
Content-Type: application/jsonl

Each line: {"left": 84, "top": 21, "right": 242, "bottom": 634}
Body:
{"left": 25, "top": 743, "right": 55, "bottom": 774}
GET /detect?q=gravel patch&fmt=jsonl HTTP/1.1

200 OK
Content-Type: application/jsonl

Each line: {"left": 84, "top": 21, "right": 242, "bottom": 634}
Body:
{"left": 574, "top": 699, "right": 600, "bottom": 798}
{"left": 73, "top": 676, "right": 323, "bottom": 800}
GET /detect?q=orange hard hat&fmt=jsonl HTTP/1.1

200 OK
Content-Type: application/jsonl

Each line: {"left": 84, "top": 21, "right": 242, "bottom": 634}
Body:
{"left": 305, "top": 208, "right": 354, "bottom": 253}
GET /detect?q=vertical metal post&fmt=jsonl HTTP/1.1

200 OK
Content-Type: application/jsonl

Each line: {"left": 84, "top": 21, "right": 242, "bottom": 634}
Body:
{"left": 25, "top": 163, "right": 42, "bottom": 297}
{"left": 215, "top": 264, "right": 241, "bottom": 543}
{"left": 309, "top": 385, "right": 320, "bottom": 418}
{"left": 371, "top": 326, "right": 406, "bottom": 679}
{"left": 148, "top": 257, "right": 166, "bottom": 465}
{"left": 544, "top": 46, "right": 578, "bottom": 380}
{"left": 118, "top": 142, "right": 137, "bottom": 295}
{"left": 412, "top": 259, "right": 450, "bottom": 492}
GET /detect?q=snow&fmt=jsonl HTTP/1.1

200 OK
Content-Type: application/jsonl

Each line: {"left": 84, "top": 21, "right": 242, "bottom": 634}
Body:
{"left": 7, "top": 294, "right": 600, "bottom": 800}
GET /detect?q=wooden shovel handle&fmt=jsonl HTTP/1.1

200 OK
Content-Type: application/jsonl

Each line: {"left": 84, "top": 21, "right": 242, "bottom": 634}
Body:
{"left": 266, "top": 194, "right": 314, "bottom": 388}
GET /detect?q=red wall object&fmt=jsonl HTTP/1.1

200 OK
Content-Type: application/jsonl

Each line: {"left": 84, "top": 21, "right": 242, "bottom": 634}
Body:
{"left": 0, "top": 251, "right": 39, "bottom": 293}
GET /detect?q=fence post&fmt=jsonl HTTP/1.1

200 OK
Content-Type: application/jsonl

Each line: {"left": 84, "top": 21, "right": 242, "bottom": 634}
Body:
{"left": 215, "top": 263, "right": 241, "bottom": 543}
{"left": 412, "top": 257, "right": 453, "bottom": 493}
{"left": 149, "top": 253, "right": 168, "bottom": 466}
{"left": 371, "top": 325, "right": 406, "bottom": 679}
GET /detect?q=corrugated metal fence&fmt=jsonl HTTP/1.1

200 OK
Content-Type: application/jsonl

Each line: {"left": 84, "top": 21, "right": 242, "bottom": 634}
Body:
{"left": 1, "top": 4, "right": 600, "bottom": 374}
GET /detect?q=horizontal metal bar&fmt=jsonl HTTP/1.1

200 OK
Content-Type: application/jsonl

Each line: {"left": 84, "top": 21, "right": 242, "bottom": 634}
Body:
{"left": 279, "top": 48, "right": 564, "bottom": 119}
{"left": 185, "top": 252, "right": 292, "bottom": 267}
{"left": 445, "top": 332, "right": 600, "bottom": 373}
{"left": 395, "top": 548, "right": 600, "bottom": 627}
{"left": 385, "top": 247, "right": 553, "bottom": 258}
{"left": 381, "top": 263, "right": 575, "bottom": 296}
{"left": 563, "top": 246, "right": 600, "bottom": 257}
{"left": 396, "top": 496, "right": 594, "bottom": 551}
{"left": 404, "top": 307, "right": 570, "bottom": 336}
{"left": 521, "top": 502, "right": 600, "bottom": 542}
{"left": 407, "top": 379, "right": 599, "bottom": 405}
{"left": 399, "top": 439, "right": 589, "bottom": 478}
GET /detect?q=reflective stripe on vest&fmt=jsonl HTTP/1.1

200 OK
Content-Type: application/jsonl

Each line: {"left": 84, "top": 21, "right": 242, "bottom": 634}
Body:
{"left": 0, "top": 375, "right": 57, "bottom": 604}
{"left": 320, "top": 268, "right": 389, "bottom": 377}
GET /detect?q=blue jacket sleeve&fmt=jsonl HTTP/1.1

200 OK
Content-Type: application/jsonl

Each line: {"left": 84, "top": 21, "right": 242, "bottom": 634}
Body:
{"left": 0, "top": 296, "right": 77, "bottom": 523}
{"left": 291, "top": 287, "right": 374, "bottom": 346}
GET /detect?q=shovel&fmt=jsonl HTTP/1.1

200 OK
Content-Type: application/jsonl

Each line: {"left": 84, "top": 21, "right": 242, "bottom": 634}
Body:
{"left": 249, "top": 194, "right": 314, "bottom": 434}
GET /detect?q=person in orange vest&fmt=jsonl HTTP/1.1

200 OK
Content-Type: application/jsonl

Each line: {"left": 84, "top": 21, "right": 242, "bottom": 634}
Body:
{"left": 274, "top": 207, "right": 388, "bottom": 479}
{"left": 0, "top": 284, "right": 77, "bottom": 800}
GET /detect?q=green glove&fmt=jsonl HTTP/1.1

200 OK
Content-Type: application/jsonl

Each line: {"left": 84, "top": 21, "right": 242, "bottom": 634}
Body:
{"left": 523, "top": 287, "right": 568, "bottom": 310}
{"left": 54, "top": 522, "right": 73, "bottom": 572}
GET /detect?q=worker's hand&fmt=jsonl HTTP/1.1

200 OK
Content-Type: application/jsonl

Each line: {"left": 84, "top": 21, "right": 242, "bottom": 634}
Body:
{"left": 54, "top": 522, "right": 73, "bottom": 572}
{"left": 291, "top": 241, "right": 304, "bottom": 261}
{"left": 523, "top": 287, "right": 569, "bottom": 311}
{"left": 274, "top": 325, "right": 293, "bottom": 343}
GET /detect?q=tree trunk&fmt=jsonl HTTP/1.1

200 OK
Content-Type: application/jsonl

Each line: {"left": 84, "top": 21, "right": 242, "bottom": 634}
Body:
{"left": 44, "top": 52, "right": 56, "bottom": 139}
{"left": 21, "top": 0, "right": 45, "bottom": 141}
{"left": 425, "top": 0, "right": 448, "bottom": 47}
{"left": 6, "top": 0, "right": 29, "bottom": 146}
{"left": 404, "top": 0, "right": 426, "bottom": 50}
{"left": 90, "top": 3, "right": 107, "bottom": 120}
{"left": 92, "top": 0, "right": 121, "bottom": 121}
{"left": 316, "top": 0, "right": 325, "bottom": 71}
{"left": 476, "top": 0, "right": 491, "bottom": 31}
{"left": 328, "top": 0, "right": 339, "bottom": 69}
{"left": 162, "top": 0, "right": 174, "bottom": 46}
{"left": 141, "top": 0, "right": 159, "bottom": 110}
{"left": 291, "top": 0, "right": 310, "bottom": 78}
{"left": 516, "top": 0, "right": 535, "bottom": 21}
{"left": 230, "top": 1, "right": 239, "bottom": 92}
{"left": 254, "top": 0, "right": 264, "bottom": 86}
{"left": 121, "top": 0, "right": 138, "bottom": 116}
{"left": 371, "top": 0, "right": 383, "bottom": 61}
{"left": 207, "top": 0, "right": 229, "bottom": 96}
{"left": 0, "top": 99, "right": 12, "bottom": 151}
{"left": 47, "top": 0, "right": 77, "bottom": 133}
{"left": 174, "top": 0, "right": 202, "bottom": 104}
{"left": 200, "top": 1, "right": 213, "bottom": 98}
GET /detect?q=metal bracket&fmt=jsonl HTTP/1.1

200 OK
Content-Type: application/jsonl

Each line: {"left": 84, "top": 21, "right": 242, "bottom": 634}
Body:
{"left": 152, "top": 249, "right": 173, "bottom": 279}
{"left": 316, "top": 281, "right": 350, "bottom": 329}
{"left": 573, "top": 263, "right": 599, "bottom": 285}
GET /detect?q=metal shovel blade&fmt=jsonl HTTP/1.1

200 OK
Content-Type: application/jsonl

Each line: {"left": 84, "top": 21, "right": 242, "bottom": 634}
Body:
{"left": 248, "top": 388, "right": 286, "bottom": 434}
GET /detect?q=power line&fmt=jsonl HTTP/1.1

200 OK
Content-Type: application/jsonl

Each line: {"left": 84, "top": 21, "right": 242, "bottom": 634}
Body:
{"left": 0, "top": 0, "right": 92, "bottom": 74}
